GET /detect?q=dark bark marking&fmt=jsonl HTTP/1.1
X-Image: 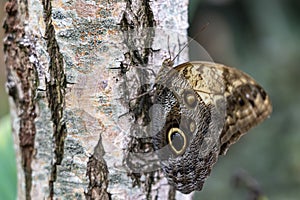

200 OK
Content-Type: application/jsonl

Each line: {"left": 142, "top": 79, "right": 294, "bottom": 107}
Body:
{"left": 119, "top": 0, "right": 163, "bottom": 199}
{"left": 168, "top": 186, "right": 176, "bottom": 200}
{"left": 85, "top": 137, "right": 111, "bottom": 200}
{"left": 42, "top": 0, "right": 67, "bottom": 198}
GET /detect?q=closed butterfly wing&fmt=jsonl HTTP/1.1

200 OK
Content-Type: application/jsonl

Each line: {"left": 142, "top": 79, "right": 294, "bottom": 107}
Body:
{"left": 152, "top": 61, "right": 272, "bottom": 194}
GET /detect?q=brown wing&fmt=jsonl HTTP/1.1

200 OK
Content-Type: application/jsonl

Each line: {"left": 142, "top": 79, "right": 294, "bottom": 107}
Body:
{"left": 174, "top": 61, "right": 272, "bottom": 155}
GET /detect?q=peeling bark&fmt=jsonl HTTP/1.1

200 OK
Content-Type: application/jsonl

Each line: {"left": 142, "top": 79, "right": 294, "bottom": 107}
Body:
{"left": 4, "top": 0, "right": 191, "bottom": 199}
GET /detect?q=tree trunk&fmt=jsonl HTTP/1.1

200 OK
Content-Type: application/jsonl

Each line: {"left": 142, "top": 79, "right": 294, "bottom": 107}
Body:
{"left": 4, "top": 0, "right": 191, "bottom": 199}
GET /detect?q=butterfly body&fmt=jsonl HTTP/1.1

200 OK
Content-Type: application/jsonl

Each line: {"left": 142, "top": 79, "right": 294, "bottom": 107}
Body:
{"left": 152, "top": 61, "right": 272, "bottom": 194}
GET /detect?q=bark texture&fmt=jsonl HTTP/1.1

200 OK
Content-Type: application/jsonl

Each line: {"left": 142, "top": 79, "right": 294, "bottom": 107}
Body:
{"left": 3, "top": 0, "right": 190, "bottom": 199}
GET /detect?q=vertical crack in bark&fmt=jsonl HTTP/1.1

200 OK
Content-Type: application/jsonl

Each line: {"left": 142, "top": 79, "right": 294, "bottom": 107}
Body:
{"left": 3, "top": 0, "right": 37, "bottom": 199}
{"left": 85, "top": 136, "right": 111, "bottom": 200}
{"left": 119, "top": 0, "right": 160, "bottom": 199}
{"left": 42, "top": 0, "right": 67, "bottom": 198}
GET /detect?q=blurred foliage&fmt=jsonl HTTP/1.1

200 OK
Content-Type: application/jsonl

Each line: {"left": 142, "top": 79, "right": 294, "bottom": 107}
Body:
{"left": 189, "top": 0, "right": 300, "bottom": 200}
{"left": 0, "top": 0, "right": 17, "bottom": 198}
{"left": 0, "top": 115, "right": 17, "bottom": 200}
{"left": 0, "top": 0, "right": 9, "bottom": 118}
{"left": 0, "top": 0, "right": 17, "bottom": 197}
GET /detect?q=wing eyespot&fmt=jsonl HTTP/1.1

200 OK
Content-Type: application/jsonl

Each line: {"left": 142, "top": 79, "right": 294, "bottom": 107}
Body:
{"left": 183, "top": 89, "right": 197, "bottom": 108}
{"left": 168, "top": 127, "right": 187, "bottom": 155}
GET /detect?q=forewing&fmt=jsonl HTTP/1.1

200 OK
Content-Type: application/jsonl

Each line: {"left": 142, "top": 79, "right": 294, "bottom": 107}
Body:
{"left": 175, "top": 61, "right": 272, "bottom": 155}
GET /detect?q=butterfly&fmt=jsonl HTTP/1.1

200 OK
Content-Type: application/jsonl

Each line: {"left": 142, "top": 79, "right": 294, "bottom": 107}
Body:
{"left": 151, "top": 58, "right": 272, "bottom": 194}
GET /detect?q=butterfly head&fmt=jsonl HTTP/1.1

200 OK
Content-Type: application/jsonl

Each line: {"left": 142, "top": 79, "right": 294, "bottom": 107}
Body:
{"left": 162, "top": 58, "right": 174, "bottom": 68}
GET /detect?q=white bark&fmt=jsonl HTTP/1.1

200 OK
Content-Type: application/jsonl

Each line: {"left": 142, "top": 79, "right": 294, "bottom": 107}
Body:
{"left": 4, "top": 0, "right": 191, "bottom": 199}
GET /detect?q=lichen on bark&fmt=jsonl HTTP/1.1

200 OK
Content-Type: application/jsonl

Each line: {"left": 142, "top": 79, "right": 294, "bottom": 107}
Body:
{"left": 4, "top": 0, "right": 190, "bottom": 199}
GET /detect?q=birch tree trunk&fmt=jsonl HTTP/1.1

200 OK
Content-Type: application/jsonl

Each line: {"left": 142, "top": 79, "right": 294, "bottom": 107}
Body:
{"left": 3, "top": 0, "right": 191, "bottom": 199}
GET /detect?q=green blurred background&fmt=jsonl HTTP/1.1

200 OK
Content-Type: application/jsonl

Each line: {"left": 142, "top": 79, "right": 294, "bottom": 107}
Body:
{"left": 1, "top": 0, "right": 300, "bottom": 199}
{"left": 189, "top": 0, "right": 300, "bottom": 200}
{"left": 1, "top": 0, "right": 17, "bottom": 199}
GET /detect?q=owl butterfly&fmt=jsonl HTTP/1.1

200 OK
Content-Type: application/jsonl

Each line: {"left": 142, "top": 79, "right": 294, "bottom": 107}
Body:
{"left": 151, "top": 58, "right": 272, "bottom": 194}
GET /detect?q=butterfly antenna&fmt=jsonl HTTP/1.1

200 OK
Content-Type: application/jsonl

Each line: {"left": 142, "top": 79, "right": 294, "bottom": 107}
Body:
{"left": 171, "top": 22, "right": 210, "bottom": 63}
{"left": 167, "top": 35, "right": 172, "bottom": 59}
